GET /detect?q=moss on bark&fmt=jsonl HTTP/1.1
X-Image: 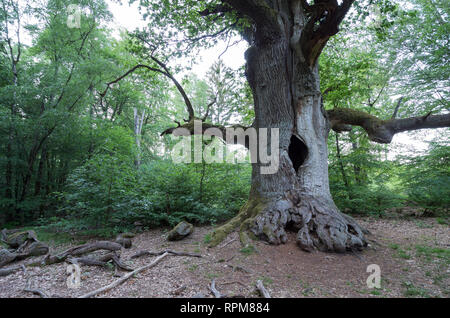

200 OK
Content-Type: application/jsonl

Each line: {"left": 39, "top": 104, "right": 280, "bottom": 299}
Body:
{"left": 208, "top": 196, "right": 268, "bottom": 247}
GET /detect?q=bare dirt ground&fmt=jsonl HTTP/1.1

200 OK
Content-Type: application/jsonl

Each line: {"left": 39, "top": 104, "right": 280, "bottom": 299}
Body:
{"left": 0, "top": 217, "right": 448, "bottom": 298}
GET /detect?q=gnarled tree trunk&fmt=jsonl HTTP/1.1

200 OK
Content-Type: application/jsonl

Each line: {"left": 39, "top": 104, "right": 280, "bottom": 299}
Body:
{"left": 210, "top": 1, "right": 366, "bottom": 252}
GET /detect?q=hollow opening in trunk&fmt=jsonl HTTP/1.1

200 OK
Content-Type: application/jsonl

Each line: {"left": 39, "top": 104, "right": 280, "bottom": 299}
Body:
{"left": 288, "top": 135, "right": 308, "bottom": 172}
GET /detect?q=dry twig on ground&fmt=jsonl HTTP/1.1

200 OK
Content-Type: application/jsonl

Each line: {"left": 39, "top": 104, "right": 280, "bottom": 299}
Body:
{"left": 79, "top": 252, "right": 170, "bottom": 298}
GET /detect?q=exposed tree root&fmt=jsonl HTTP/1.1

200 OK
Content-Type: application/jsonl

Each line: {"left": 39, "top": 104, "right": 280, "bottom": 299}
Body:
{"left": 209, "top": 194, "right": 367, "bottom": 253}
{"left": 209, "top": 197, "right": 268, "bottom": 247}
{"left": 225, "top": 264, "right": 252, "bottom": 274}
{"left": 1, "top": 230, "right": 141, "bottom": 297}
{"left": 218, "top": 238, "right": 236, "bottom": 249}
{"left": 67, "top": 257, "right": 108, "bottom": 267}
{"left": 292, "top": 196, "right": 366, "bottom": 252}
{"left": 221, "top": 280, "right": 247, "bottom": 288}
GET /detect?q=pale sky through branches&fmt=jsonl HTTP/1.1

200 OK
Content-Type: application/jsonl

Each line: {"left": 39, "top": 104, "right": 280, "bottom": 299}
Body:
{"left": 107, "top": 0, "right": 247, "bottom": 77}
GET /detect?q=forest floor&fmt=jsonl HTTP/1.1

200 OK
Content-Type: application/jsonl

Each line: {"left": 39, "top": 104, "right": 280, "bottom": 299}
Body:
{"left": 0, "top": 217, "right": 448, "bottom": 298}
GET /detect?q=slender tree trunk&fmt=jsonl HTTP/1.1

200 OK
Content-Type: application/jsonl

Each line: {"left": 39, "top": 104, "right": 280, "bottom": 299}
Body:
{"left": 4, "top": 140, "right": 13, "bottom": 224}
{"left": 199, "top": 161, "right": 206, "bottom": 202}
{"left": 210, "top": 14, "right": 366, "bottom": 252}
{"left": 45, "top": 155, "right": 52, "bottom": 195}
{"left": 34, "top": 145, "right": 47, "bottom": 219}
{"left": 349, "top": 130, "right": 363, "bottom": 185}
{"left": 34, "top": 146, "right": 46, "bottom": 197}
{"left": 133, "top": 108, "right": 145, "bottom": 169}
{"left": 335, "top": 134, "right": 352, "bottom": 199}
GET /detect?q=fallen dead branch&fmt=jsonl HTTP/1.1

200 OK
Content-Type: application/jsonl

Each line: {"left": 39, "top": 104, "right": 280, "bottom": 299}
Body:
{"left": 0, "top": 264, "right": 25, "bottom": 277}
{"left": 67, "top": 252, "right": 117, "bottom": 267}
{"left": 113, "top": 267, "right": 123, "bottom": 278}
{"left": 112, "top": 254, "right": 133, "bottom": 272}
{"left": 256, "top": 280, "right": 271, "bottom": 298}
{"left": 44, "top": 241, "right": 122, "bottom": 265}
{"left": 130, "top": 249, "right": 202, "bottom": 259}
{"left": 79, "top": 252, "right": 170, "bottom": 298}
{"left": 0, "top": 230, "right": 49, "bottom": 268}
{"left": 224, "top": 255, "right": 235, "bottom": 263}
{"left": 209, "top": 279, "right": 224, "bottom": 298}
{"left": 218, "top": 238, "right": 236, "bottom": 249}
{"left": 67, "top": 257, "right": 109, "bottom": 267}
{"left": 24, "top": 278, "right": 49, "bottom": 298}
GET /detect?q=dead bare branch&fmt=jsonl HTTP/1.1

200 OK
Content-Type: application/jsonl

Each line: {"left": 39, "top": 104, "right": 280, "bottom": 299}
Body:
{"left": 209, "top": 279, "right": 224, "bottom": 298}
{"left": 130, "top": 249, "right": 202, "bottom": 259}
{"left": 24, "top": 278, "right": 49, "bottom": 298}
{"left": 44, "top": 241, "right": 122, "bottom": 265}
{"left": 328, "top": 108, "right": 450, "bottom": 144}
{"left": 0, "top": 265, "right": 22, "bottom": 277}
{"left": 79, "top": 252, "right": 170, "bottom": 298}
{"left": 256, "top": 280, "right": 271, "bottom": 298}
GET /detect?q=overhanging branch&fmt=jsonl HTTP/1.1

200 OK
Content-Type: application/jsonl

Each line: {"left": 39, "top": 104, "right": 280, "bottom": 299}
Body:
{"left": 328, "top": 108, "right": 450, "bottom": 144}
{"left": 161, "top": 119, "right": 251, "bottom": 148}
{"left": 99, "top": 63, "right": 195, "bottom": 121}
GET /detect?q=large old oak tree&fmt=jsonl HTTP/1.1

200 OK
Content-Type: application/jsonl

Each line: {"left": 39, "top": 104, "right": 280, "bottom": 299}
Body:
{"left": 109, "top": 0, "right": 450, "bottom": 253}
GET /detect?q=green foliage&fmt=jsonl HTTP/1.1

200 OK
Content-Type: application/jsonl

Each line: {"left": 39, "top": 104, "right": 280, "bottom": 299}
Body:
{"left": 59, "top": 124, "right": 137, "bottom": 229}
{"left": 240, "top": 245, "right": 257, "bottom": 255}
{"left": 57, "top": 148, "right": 251, "bottom": 231}
{"left": 415, "top": 245, "right": 450, "bottom": 264}
{"left": 337, "top": 185, "right": 404, "bottom": 217}
{"left": 203, "top": 233, "right": 212, "bottom": 244}
{"left": 399, "top": 143, "right": 450, "bottom": 210}
{"left": 134, "top": 160, "right": 250, "bottom": 226}
{"left": 402, "top": 281, "right": 431, "bottom": 297}
{"left": 322, "top": 0, "right": 450, "bottom": 217}
{"left": 328, "top": 133, "right": 406, "bottom": 216}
